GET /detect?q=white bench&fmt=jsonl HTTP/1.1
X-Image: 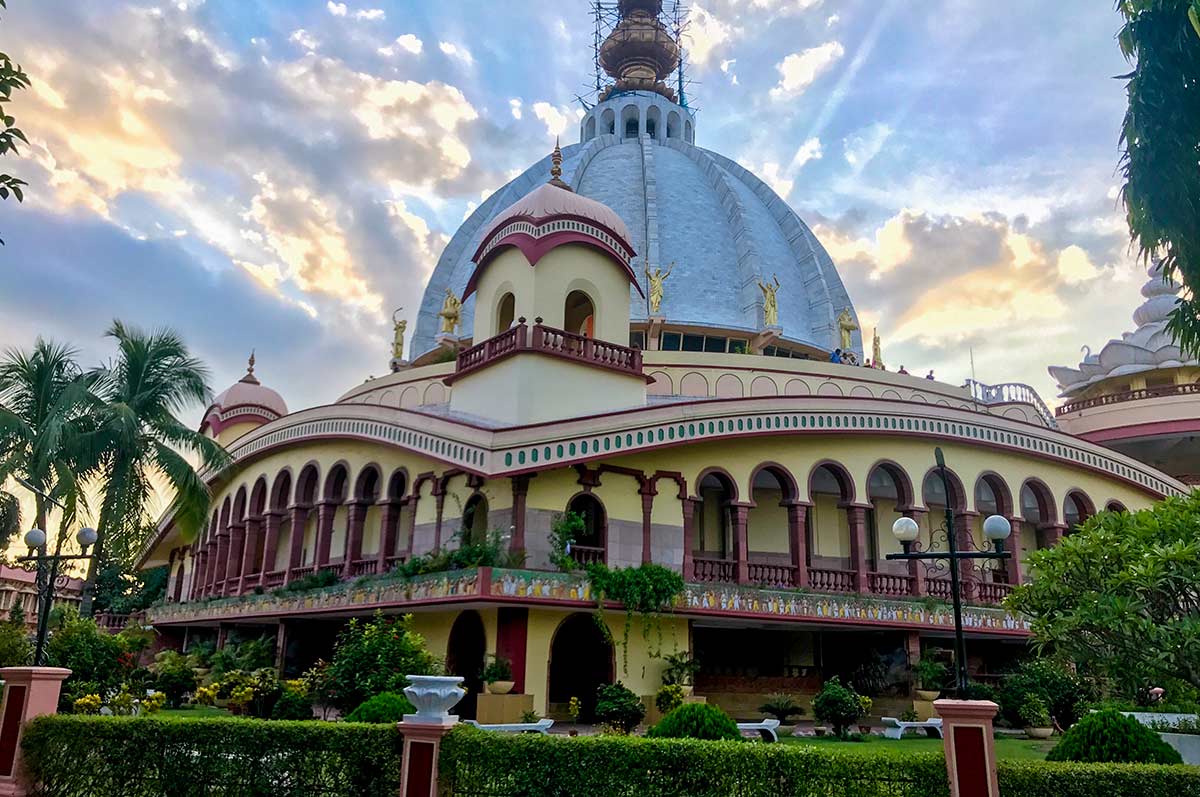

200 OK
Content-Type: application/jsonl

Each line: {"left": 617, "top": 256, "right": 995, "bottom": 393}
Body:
{"left": 736, "top": 718, "right": 781, "bottom": 742}
{"left": 462, "top": 719, "right": 554, "bottom": 734}
{"left": 881, "top": 717, "right": 943, "bottom": 740}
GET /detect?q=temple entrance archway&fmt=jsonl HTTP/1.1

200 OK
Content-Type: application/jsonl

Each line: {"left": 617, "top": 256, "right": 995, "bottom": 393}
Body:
{"left": 446, "top": 610, "right": 486, "bottom": 720}
{"left": 547, "top": 612, "right": 613, "bottom": 722}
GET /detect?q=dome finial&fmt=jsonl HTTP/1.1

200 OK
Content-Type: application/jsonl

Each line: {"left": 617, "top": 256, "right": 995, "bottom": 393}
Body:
{"left": 240, "top": 350, "right": 260, "bottom": 385}
{"left": 548, "top": 138, "right": 572, "bottom": 191}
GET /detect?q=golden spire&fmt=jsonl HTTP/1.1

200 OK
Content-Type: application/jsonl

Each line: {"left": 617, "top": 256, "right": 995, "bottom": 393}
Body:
{"left": 240, "top": 350, "right": 260, "bottom": 384}
{"left": 548, "top": 138, "right": 572, "bottom": 191}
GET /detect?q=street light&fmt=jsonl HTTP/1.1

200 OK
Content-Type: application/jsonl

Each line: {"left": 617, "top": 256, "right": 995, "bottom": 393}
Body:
{"left": 887, "top": 447, "right": 1011, "bottom": 697}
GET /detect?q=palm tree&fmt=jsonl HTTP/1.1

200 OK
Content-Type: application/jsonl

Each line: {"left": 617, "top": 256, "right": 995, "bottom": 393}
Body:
{"left": 0, "top": 340, "right": 100, "bottom": 551}
{"left": 80, "top": 321, "right": 229, "bottom": 616}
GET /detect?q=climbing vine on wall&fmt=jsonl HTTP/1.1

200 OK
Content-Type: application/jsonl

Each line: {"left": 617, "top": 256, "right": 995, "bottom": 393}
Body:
{"left": 586, "top": 563, "right": 684, "bottom": 674}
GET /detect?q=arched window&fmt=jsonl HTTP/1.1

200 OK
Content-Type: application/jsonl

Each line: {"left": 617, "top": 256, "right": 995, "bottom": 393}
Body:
{"left": 684, "top": 120, "right": 694, "bottom": 143}
{"left": 867, "top": 464, "right": 911, "bottom": 568}
{"left": 694, "top": 471, "right": 735, "bottom": 559}
{"left": 1063, "top": 491, "right": 1094, "bottom": 534}
{"left": 564, "top": 290, "right": 595, "bottom": 337}
{"left": 602, "top": 108, "right": 615, "bottom": 135}
{"left": 646, "top": 106, "right": 661, "bottom": 140}
{"left": 567, "top": 493, "right": 606, "bottom": 565}
{"left": 808, "top": 463, "right": 854, "bottom": 576}
{"left": 621, "top": 104, "right": 639, "bottom": 139}
{"left": 463, "top": 494, "right": 489, "bottom": 545}
{"left": 667, "top": 110, "right": 680, "bottom": 139}
{"left": 496, "top": 292, "right": 515, "bottom": 335}
{"left": 1019, "top": 479, "right": 1057, "bottom": 561}
{"left": 585, "top": 116, "right": 596, "bottom": 141}
{"left": 747, "top": 466, "right": 795, "bottom": 560}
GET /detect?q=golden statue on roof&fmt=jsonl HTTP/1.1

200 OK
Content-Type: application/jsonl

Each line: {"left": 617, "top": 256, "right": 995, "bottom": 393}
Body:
{"left": 392, "top": 308, "right": 407, "bottom": 361}
{"left": 438, "top": 289, "right": 462, "bottom": 335}
{"left": 837, "top": 307, "right": 859, "bottom": 352}
{"left": 645, "top": 261, "right": 674, "bottom": 314}
{"left": 757, "top": 274, "right": 781, "bottom": 327}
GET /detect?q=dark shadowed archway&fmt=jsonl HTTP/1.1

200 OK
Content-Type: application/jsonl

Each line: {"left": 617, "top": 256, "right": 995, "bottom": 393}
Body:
{"left": 547, "top": 612, "right": 613, "bottom": 722}
{"left": 446, "top": 610, "right": 486, "bottom": 720}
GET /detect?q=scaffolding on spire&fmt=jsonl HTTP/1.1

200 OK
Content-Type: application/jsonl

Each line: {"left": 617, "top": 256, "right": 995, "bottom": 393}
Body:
{"left": 586, "top": 0, "right": 697, "bottom": 110}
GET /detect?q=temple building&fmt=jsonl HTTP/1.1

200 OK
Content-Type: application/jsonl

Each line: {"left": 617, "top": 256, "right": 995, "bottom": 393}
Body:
{"left": 136, "top": 2, "right": 1185, "bottom": 721}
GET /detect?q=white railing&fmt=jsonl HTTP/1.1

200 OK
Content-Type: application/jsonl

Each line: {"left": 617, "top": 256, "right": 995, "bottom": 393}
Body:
{"left": 963, "top": 380, "right": 1057, "bottom": 428}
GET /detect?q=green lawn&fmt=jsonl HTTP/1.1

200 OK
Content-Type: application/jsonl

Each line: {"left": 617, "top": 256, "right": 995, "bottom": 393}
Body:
{"left": 781, "top": 735, "right": 1055, "bottom": 760}
{"left": 157, "top": 706, "right": 230, "bottom": 718}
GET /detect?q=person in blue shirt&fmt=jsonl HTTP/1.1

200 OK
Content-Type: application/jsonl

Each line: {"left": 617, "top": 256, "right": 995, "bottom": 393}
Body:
{"left": 829, "top": 348, "right": 842, "bottom": 364}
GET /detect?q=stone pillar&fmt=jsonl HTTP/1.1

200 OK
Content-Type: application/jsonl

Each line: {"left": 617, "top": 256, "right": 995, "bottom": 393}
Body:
{"left": 1005, "top": 516, "right": 1024, "bottom": 585}
{"left": 902, "top": 508, "right": 927, "bottom": 597}
{"left": 285, "top": 505, "right": 309, "bottom": 582}
{"left": 191, "top": 547, "right": 206, "bottom": 600}
{"left": 342, "top": 501, "right": 367, "bottom": 577}
{"left": 404, "top": 492, "right": 419, "bottom": 558}
{"left": 680, "top": 498, "right": 696, "bottom": 581}
{"left": 639, "top": 486, "right": 656, "bottom": 565}
{"left": 786, "top": 502, "right": 809, "bottom": 589}
{"left": 934, "top": 699, "right": 1001, "bottom": 797}
{"left": 258, "top": 512, "right": 283, "bottom": 588}
{"left": 1036, "top": 522, "right": 1065, "bottom": 551}
{"left": 172, "top": 552, "right": 186, "bottom": 603}
{"left": 315, "top": 501, "right": 336, "bottom": 569}
{"left": 0, "top": 667, "right": 71, "bottom": 797}
{"left": 165, "top": 549, "right": 179, "bottom": 602}
{"left": 432, "top": 487, "right": 447, "bottom": 551}
{"left": 510, "top": 476, "right": 531, "bottom": 555}
{"left": 376, "top": 500, "right": 400, "bottom": 573}
{"left": 274, "top": 621, "right": 288, "bottom": 672}
{"left": 238, "top": 517, "right": 263, "bottom": 593}
{"left": 730, "top": 504, "right": 750, "bottom": 585}
{"left": 212, "top": 531, "right": 229, "bottom": 595}
{"left": 398, "top": 675, "right": 466, "bottom": 797}
{"left": 224, "top": 521, "right": 245, "bottom": 595}
{"left": 953, "top": 512, "right": 978, "bottom": 599}
{"left": 845, "top": 504, "right": 870, "bottom": 593}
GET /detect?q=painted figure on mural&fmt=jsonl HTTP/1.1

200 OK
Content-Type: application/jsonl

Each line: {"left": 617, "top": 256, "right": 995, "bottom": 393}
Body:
{"left": 645, "top": 261, "right": 674, "bottom": 314}
{"left": 837, "top": 307, "right": 859, "bottom": 351}
{"left": 392, "top": 308, "right": 407, "bottom": 360}
{"left": 757, "top": 274, "right": 781, "bottom": 327}
{"left": 438, "top": 288, "right": 462, "bottom": 334}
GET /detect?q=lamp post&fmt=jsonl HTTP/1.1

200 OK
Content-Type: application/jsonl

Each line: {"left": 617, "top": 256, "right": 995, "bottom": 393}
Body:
{"left": 18, "top": 525, "right": 98, "bottom": 665}
{"left": 886, "top": 447, "right": 1012, "bottom": 697}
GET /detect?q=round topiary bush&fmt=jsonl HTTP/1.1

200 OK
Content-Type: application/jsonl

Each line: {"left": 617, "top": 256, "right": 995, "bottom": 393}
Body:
{"left": 646, "top": 703, "right": 741, "bottom": 741}
{"left": 1046, "top": 709, "right": 1182, "bottom": 764}
{"left": 344, "top": 692, "right": 416, "bottom": 724}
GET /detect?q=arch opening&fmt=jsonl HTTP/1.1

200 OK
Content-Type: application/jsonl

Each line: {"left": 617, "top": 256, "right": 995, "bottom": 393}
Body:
{"left": 747, "top": 467, "right": 795, "bottom": 567}
{"left": 564, "top": 290, "right": 595, "bottom": 337}
{"left": 694, "top": 471, "right": 736, "bottom": 559}
{"left": 567, "top": 493, "right": 606, "bottom": 564}
{"left": 463, "top": 494, "right": 489, "bottom": 546}
{"left": 548, "top": 612, "right": 613, "bottom": 721}
{"left": 808, "top": 464, "right": 854, "bottom": 574}
{"left": 496, "top": 292, "right": 515, "bottom": 335}
{"left": 867, "top": 465, "right": 907, "bottom": 571}
{"left": 446, "top": 610, "right": 486, "bottom": 720}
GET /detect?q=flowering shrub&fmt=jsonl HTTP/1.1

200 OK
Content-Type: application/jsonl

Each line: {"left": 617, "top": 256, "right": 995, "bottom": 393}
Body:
{"left": 324, "top": 612, "right": 438, "bottom": 713}
{"left": 655, "top": 684, "right": 685, "bottom": 715}
{"left": 141, "top": 692, "right": 167, "bottom": 715}
{"left": 192, "top": 684, "right": 219, "bottom": 706}
{"left": 73, "top": 694, "right": 101, "bottom": 715}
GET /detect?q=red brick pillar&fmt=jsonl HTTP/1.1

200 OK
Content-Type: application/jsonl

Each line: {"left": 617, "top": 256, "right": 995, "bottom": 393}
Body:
{"left": 902, "top": 508, "right": 927, "bottom": 596}
{"left": 285, "top": 505, "right": 309, "bottom": 583}
{"left": 377, "top": 500, "right": 400, "bottom": 573}
{"left": 0, "top": 667, "right": 71, "bottom": 797}
{"left": 225, "top": 521, "right": 245, "bottom": 595}
{"left": 342, "top": 501, "right": 367, "bottom": 577}
{"left": 934, "top": 699, "right": 1001, "bottom": 797}
{"left": 510, "top": 476, "right": 531, "bottom": 555}
{"left": 314, "top": 501, "right": 336, "bottom": 569}
{"left": 399, "top": 723, "right": 454, "bottom": 797}
{"left": 681, "top": 498, "right": 696, "bottom": 581}
{"left": 845, "top": 504, "right": 869, "bottom": 593}
{"left": 640, "top": 486, "right": 656, "bottom": 565}
{"left": 239, "top": 516, "right": 263, "bottom": 593}
{"left": 258, "top": 511, "right": 283, "bottom": 588}
{"left": 731, "top": 504, "right": 750, "bottom": 585}
{"left": 1037, "top": 522, "right": 1065, "bottom": 550}
{"left": 432, "top": 487, "right": 447, "bottom": 551}
{"left": 786, "top": 502, "right": 809, "bottom": 588}
{"left": 1005, "top": 516, "right": 1024, "bottom": 585}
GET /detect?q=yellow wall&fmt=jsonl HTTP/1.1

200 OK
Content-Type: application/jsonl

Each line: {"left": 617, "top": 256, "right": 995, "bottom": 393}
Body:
{"left": 747, "top": 488, "right": 788, "bottom": 553}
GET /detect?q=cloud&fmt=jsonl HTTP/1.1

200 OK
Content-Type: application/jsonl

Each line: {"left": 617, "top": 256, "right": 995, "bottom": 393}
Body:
{"left": 327, "top": 2, "right": 347, "bottom": 16}
{"left": 377, "top": 34, "right": 423, "bottom": 57}
{"left": 843, "top": 122, "right": 893, "bottom": 168}
{"left": 439, "top": 41, "right": 474, "bottom": 66}
{"left": 684, "top": 5, "right": 735, "bottom": 67}
{"left": 532, "top": 101, "right": 570, "bottom": 137}
{"left": 719, "top": 58, "right": 739, "bottom": 85}
{"left": 289, "top": 29, "right": 319, "bottom": 52}
{"left": 827, "top": 13, "right": 840, "bottom": 27}
{"left": 509, "top": 98, "right": 523, "bottom": 119}
{"left": 770, "top": 41, "right": 845, "bottom": 100}
{"left": 355, "top": 9, "right": 385, "bottom": 21}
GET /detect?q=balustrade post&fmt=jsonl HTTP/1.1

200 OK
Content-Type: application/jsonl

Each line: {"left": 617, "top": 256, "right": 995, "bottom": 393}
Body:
{"left": 786, "top": 502, "right": 809, "bottom": 589}
{"left": 681, "top": 498, "right": 696, "bottom": 581}
{"left": 258, "top": 512, "right": 283, "bottom": 588}
{"left": 902, "top": 508, "right": 927, "bottom": 597}
{"left": 731, "top": 504, "right": 750, "bottom": 585}
{"left": 284, "top": 505, "right": 310, "bottom": 584}
{"left": 342, "top": 501, "right": 367, "bottom": 578}
{"left": 845, "top": 504, "right": 870, "bottom": 593}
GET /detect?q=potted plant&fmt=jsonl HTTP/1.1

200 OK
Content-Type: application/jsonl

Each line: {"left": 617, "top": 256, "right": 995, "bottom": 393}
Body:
{"left": 913, "top": 654, "right": 948, "bottom": 701}
{"left": 1020, "top": 694, "right": 1054, "bottom": 739}
{"left": 481, "top": 655, "right": 515, "bottom": 695}
{"left": 759, "top": 693, "right": 806, "bottom": 725}
{"left": 661, "top": 651, "right": 701, "bottom": 696}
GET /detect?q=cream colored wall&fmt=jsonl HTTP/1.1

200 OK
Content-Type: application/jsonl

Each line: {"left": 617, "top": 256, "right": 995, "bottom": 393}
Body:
{"left": 472, "top": 245, "right": 632, "bottom": 345}
{"left": 872, "top": 500, "right": 905, "bottom": 560}
{"left": 746, "top": 488, "right": 788, "bottom": 554}
{"left": 409, "top": 608, "right": 500, "bottom": 672}
{"left": 362, "top": 506, "right": 382, "bottom": 556}
{"left": 810, "top": 493, "right": 849, "bottom": 558}
{"left": 214, "top": 421, "right": 263, "bottom": 447}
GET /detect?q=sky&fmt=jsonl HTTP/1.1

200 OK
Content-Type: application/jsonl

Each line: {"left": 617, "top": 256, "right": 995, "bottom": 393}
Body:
{"left": 0, "top": 0, "right": 1150, "bottom": 424}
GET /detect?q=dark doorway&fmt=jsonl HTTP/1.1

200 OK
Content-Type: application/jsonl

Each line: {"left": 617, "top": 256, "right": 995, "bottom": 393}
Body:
{"left": 446, "top": 610, "right": 486, "bottom": 720}
{"left": 547, "top": 612, "right": 613, "bottom": 721}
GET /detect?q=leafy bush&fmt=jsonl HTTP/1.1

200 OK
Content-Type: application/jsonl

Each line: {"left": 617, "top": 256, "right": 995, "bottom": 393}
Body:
{"left": 647, "top": 703, "right": 740, "bottom": 741}
{"left": 0, "top": 610, "right": 31, "bottom": 667}
{"left": 345, "top": 692, "right": 415, "bottom": 724}
{"left": 481, "top": 654, "right": 512, "bottom": 683}
{"left": 913, "top": 654, "right": 949, "bottom": 692}
{"left": 1047, "top": 709, "right": 1182, "bottom": 764}
{"left": 1019, "top": 695, "right": 1052, "bottom": 728}
{"left": 549, "top": 511, "right": 586, "bottom": 571}
{"left": 997, "top": 761, "right": 1200, "bottom": 797}
{"left": 521, "top": 710, "right": 541, "bottom": 724}
{"left": 963, "top": 681, "right": 997, "bottom": 703}
{"left": 324, "top": 612, "right": 438, "bottom": 713}
{"left": 595, "top": 682, "right": 645, "bottom": 734}
{"left": 21, "top": 715, "right": 402, "bottom": 796}
{"left": 656, "top": 684, "right": 685, "bottom": 715}
{"left": 587, "top": 563, "right": 684, "bottom": 673}
{"left": 72, "top": 694, "right": 101, "bottom": 715}
{"left": 998, "top": 658, "right": 1092, "bottom": 728}
{"left": 394, "top": 529, "right": 506, "bottom": 578}
{"left": 270, "top": 689, "right": 314, "bottom": 721}
{"left": 813, "top": 677, "right": 867, "bottom": 739}
{"left": 273, "top": 568, "right": 339, "bottom": 595}
{"left": 661, "top": 651, "right": 701, "bottom": 687}
{"left": 45, "top": 614, "right": 130, "bottom": 710}
{"left": 759, "top": 693, "right": 805, "bottom": 723}
{"left": 150, "top": 650, "right": 197, "bottom": 708}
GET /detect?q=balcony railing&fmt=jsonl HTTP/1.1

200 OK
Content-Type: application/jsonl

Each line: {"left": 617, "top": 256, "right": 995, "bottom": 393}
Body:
{"left": 451, "top": 321, "right": 644, "bottom": 383}
{"left": 975, "top": 581, "right": 1013, "bottom": 603}
{"left": 693, "top": 556, "right": 737, "bottom": 584}
{"left": 868, "top": 571, "right": 914, "bottom": 597}
{"left": 349, "top": 559, "right": 379, "bottom": 577}
{"left": 570, "top": 545, "right": 606, "bottom": 566}
{"left": 1055, "top": 382, "right": 1200, "bottom": 416}
{"left": 964, "top": 379, "right": 1057, "bottom": 428}
{"left": 262, "top": 570, "right": 286, "bottom": 588}
{"left": 747, "top": 561, "right": 795, "bottom": 589}
{"left": 809, "top": 568, "right": 857, "bottom": 593}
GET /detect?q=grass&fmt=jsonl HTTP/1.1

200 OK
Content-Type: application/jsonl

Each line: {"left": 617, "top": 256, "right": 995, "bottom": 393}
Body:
{"left": 780, "top": 734, "right": 1056, "bottom": 760}
{"left": 157, "top": 706, "right": 230, "bottom": 718}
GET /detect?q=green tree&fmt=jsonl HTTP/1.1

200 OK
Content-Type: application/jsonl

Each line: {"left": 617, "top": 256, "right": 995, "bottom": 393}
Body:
{"left": 1006, "top": 496, "right": 1200, "bottom": 697}
{"left": 0, "top": 0, "right": 31, "bottom": 244}
{"left": 325, "top": 612, "right": 438, "bottom": 713}
{"left": 1115, "top": 0, "right": 1200, "bottom": 354}
{"left": 81, "top": 321, "right": 229, "bottom": 616}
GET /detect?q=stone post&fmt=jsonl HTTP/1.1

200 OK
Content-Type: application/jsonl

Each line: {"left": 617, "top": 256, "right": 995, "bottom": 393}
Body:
{"left": 376, "top": 500, "right": 399, "bottom": 573}
{"left": 680, "top": 498, "right": 696, "bottom": 581}
{"left": 238, "top": 517, "right": 263, "bottom": 593}
{"left": 639, "top": 486, "right": 656, "bottom": 565}
{"left": 1005, "top": 516, "right": 1024, "bottom": 585}
{"left": 785, "top": 502, "right": 809, "bottom": 588}
{"left": 257, "top": 511, "right": 283, "bottom": 588}
{"left": 934, "top": 699, "right": 1001, "bottom": 797}
{"left": 510, "top": 476, "right": 531, "bottom": 555}
{"left": 342, "top": 501, "right": 367, "bottom": 578}
{"left": 224, "top": 521, "right": 245, "bottom": 596}
{"left": 398, "top": 675, "right": 466, "bottom": 797}
{"left": 284, "top": 505, "right": 309, "bottom": 583}
{"left": 730, "top": 504, "right": 750, "bottom": 585}
{"left": 314, "top": 501, "right": 336, "bottom": 569}
{"left": 0, "top": 667, "right": 71, "bottom": 797}
{"left": 845, "top": 504, "right": 870, "bottom": 593}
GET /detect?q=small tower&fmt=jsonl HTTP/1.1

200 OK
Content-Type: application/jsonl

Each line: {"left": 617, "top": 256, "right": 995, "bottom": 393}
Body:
{"left": 200, "top": 352, "right": 288, "bottom": 445}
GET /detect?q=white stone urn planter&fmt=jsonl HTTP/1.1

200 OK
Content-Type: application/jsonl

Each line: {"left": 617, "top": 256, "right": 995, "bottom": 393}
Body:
{"left": 1024, "top": 726, "right": 1054, "bottom": 739}
{"left": 402, "top": 675, "right": 466, "bottom": 726}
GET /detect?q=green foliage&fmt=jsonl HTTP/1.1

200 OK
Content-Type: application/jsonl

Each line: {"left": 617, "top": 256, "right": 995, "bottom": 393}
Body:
{"left": 847, "top": 649, "right": 890, "bottom": 697}
{"left": 963, "top": 681, "right": 998, "bottom": 703}
{"left": 813, "top": 677, "right": 867, "bottom": 739}
{"left": 1047, "top": 709, "right": 1182, "bottom": 764}
{"left": 273, "top": 568, "right": 339, "bottom": 595}
{"left": 94, "top": 563, "right": 168, "bottom": 615}
{"left": 520, "top": 709, "right": 541, "bottom": 723}
{"left": 759, "top": 693, "right": 805, "bottom": 723}
{"left": 656, "top": 683, "right": 685, "bottom": 715}
{"left": 0, "top": 607, "right": 29, "bottom": 667}
{"left": 997, "top": 760, "right": 1200, "bottom": 797}
{"left": 45, "top": 614, "right": 129, "bottom": 709}
{"left": 1019, "top": 695, "right": 1052, "bottom": 729}
{"left": 393, "top": 528, "right": 506, "bottom": 578}
{"left": 150, "top": 650, "right": 196, "bottom": 709}
{"left": 594, "top": 681, "right": 645, "bottom": 734}
{"left": 325, "top": 612, "right": 438, "bottom": 713}
{"left": 661, "top": 650, "right": 702, "bottom": 687}
{"left": 914, "top": 653, "right": 949, "bottom": 691}
{"left": 647, "top": 703, "right": 741, "bottom": 741}
{"left": 548, "top": 510, "right": 585, "bottom": 571}
{"left": 996, "top": 659, "right": 1094, "bottom": 730}
{"left": 480, "top": 654, "right": 512, "bottom": 683}
{"left": 586, "top": 562, "right": 683, "bottom": 673}
{"left": 208, "top": 636, "right": 274, "bottom": 678}
{"left": 270, "top": 688, "right": 313, "bottom": 721}
{"left": 1115, "top": 0, "right": 1200, "bottom": 356}
{"left": 1007, "top": 497, "right": 1200, "bottom": 697}
{"left": 0, "top": 0, "right": 32, "bottom": 244}
{"left": 21, "top": 715, "right": 402, "bottom": 796}
{"left": 344, "top": 692, "right": 415, "bottom": 723}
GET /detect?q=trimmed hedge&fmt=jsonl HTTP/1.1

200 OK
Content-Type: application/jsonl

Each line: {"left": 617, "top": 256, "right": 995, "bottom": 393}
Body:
{"left": 1046, "top": 709, "right": 1182, "bottom": 764}
{"left": 21, "top": 715, "right": 402, "bottom": 797}
{"left": 997, "top": 761, "right": 1200, "bottom": 797}
{"left": 646, "top": 703, "right": 741, "bottom": 741}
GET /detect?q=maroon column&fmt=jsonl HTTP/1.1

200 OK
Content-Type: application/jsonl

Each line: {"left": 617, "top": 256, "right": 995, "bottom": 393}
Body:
{"left": 285, "top": 505, "right": 310, "bottom": 583}
{"left": 640, "top": 486, "right": 656, "bottom": 565}
{"left": 377, "top": 500, "right": 400, "bottom": 573}
{"left": 258, "top": 512, "right": 283, "bottom": 587}
{"left": 1036, "top": 522, "right": 1065, "bottom": 551}
{"left": 786, "top": 502, "right": 809, "bottom": 589}
{"left": 845, "top": 504, "right": 869, "bottom": 593}
{"left": 496, "top": 608, "right": 529, "bottom": 694}
{"left": 224, "top": 522, "right": 246, "bottom": 595}
{"left": 510, "top": 476, "right": 531, "bottom": 554}
{"left": 238, "top": 517, "right": 263, "bottom": 593}
{"left": 190, "top": 547, "right": 206, "bottom": 600}
{"left": 399, "top": 723, "right": 453, "bottom": 797}
{"left": 342, "top": 501, "right": 367, "bottom": 577}
{"left": 165, "top": 549, "right": 179, "bottom": 602}
{"left": 1005, "top": 516, "right": 1024, "bottom": 585}
{"left": 730, "top": 504, "right": 750, "bottom": 585}
{"left": 934, "top": 699, "right": 1001, "bottom": 797}
{"left": 315, "top": 501, "right": 336, "bottom": 568}
{"left": 404, "top": 493, "right": 419, "bottom": 558}
{"left": 172, "top": 552, "right": 185, "bottom": 603}
{"left": 432, "top": 487, "right": 447, "bottom": 551}
{"left": 681, "top": 498, "right": 696, "bottom": 581}
{"left": 902, "top": 508, "right": 927, "bottom": 596}
{"left": 212, "top": 532, "right": 229, "bottom": 595}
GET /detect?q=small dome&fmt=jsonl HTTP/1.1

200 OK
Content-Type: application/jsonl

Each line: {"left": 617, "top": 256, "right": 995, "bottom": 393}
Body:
{"left": 201, "top": 353, "right": 287, "bottom": 435}
{"left": 476, "top": 181, "right": 635, "bottom": 253}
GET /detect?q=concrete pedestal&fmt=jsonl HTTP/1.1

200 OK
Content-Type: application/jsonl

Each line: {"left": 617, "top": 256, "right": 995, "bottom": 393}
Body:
{"left": 0, "top": 667, "right": 71, "bottom": 797}
{"left": 934, "top": 699, "right": 1000, "bottom": 797}
{"left": 399, "top": 721, "right": 453, "bottom": 797}
{"left": 476, "top": 693, "right": 532, "bottom": 725}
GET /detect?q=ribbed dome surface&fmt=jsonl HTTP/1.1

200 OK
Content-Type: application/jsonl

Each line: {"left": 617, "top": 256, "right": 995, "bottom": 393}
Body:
{"left": 411, "top": 134, "right": 861, "bottom": 357}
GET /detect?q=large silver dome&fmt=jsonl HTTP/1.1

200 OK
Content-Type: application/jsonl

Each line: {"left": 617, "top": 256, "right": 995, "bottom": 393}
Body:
{"left": 412, "top": 93, "right": 861, "bottom": 359}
